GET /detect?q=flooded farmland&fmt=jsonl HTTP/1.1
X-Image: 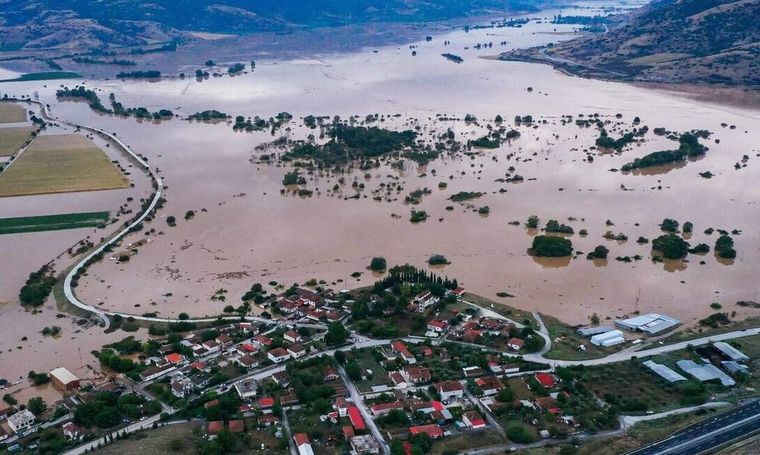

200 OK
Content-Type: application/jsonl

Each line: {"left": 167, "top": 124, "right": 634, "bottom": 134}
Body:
{"left": 0, "top": 1, "right": 759, "bottom": 386}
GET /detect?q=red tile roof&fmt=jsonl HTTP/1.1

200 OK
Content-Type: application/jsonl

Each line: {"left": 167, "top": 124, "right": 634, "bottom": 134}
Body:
{"left": 165, "top": 353, "right": 183, "bottom": 364}
{"left": 427, "top": 319, "right": 448, "bottom": 329}
{"left": 464, "top": 410, "right": 486, "bottom": 428}
{"left": 536, "top": 373, "right": 557, "bottom": 388}
{"left": 228, "top": 419, "right": 244, "bottom": 433}
{"left": 370, "top": 401, "right": 405, "bottom": 414}
{"left": 391, "top": 340, "right": 407, "bottom": 352}
{"left": 348, "top": 406, "right": 366, "bottom": 430}
{"left": 207, "top": 420, "right": 223, "bottom": 434}
{"left": 535, "top": 373, "right": 556, "bottom": 388}
{"left": 293, "top": 433, "right": 310, "bottom": 446}
{"left": 259, "top": 397, "right": 275, "bottom": 408}
{"left": 409, "top": 424, "right": 443, "bottom": 438}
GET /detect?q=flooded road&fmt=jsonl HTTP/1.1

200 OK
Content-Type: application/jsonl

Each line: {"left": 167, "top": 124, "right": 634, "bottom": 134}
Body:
{"left": 0, "top": 1, "right": 759, "bottom": 387}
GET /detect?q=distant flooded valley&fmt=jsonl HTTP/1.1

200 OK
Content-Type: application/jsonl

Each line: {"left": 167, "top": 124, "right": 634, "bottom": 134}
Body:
{"left": 1, "top": 0, "right": 759, "bottom": 392}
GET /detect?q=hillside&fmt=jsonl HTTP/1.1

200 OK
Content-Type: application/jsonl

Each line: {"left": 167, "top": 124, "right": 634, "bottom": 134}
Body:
{"left": 0, "top": 0, "right": 540, "bottom": 53}
{"left": 503, "top": 0, "right": 760, "bottom": 87}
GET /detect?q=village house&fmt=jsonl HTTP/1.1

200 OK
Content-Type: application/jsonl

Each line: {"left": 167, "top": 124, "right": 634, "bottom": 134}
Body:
{"left": 235, "top": 379, "right": 258, "bottom": 399}
{"left": 463, "top": 366, "right": 485, "bottom": 378}
{"left": 215, "top": 334, "right": 233, "bottom": 347}
{"left": 164, "top": 352, "right": 185, "bottom": 364}
{"left": 463, "top": 410, "right": 487, "bottom": 430}
{"left": 462, "top": 329, "right": 483, "bottom": 343}
{"left": 268, "top": 347, "right": 291, "bottom": 363}
{"left": 535, "top": 373, "right": 557, "bottom": 389}
{"left": 207, "top": 420, "right": 224, "bottom": 437}
{"left": 350, "top": 434, "right": 381, "bottom": 454}
{"left": 475, "top": 376, "right": 504, "bottom": 396}
{"left": 370, "top": 401, "right": 405, "bottom": 416}
{"left": 202, "top": 340, "right": 221, "bottom": 354}
{"left": 234, "top": 354, "right": 259, "bottom": 369}
{"left": 323, "top": 366, "right": 339, "bottom": 382}
{"left": 402, "top": 366, "right": 432, "bottom": 384}
{"left": 7, "top": 409, "right": 35, "bottom": 434}
{"left": 334, "top": 397, "right": 350, "bottom": 417}
{"left": 228, "top": 419, "right": 244, "bottom": 433}
{"left": 390, "top": 371, "right": 408, "bottom": 388}
{"left": 62, "top": 422, "right": 83, "bottom": 440}
{"left": 427, "top": 319, "right": 449, "bottom": 333}
{"left": 436, "top": 380, "right": 464, "bottom": 401}
{"left": 170, "top": 376, "right": 194, "bottom": 398}
{"left": 287, "top": 344, "right": 307, "bottom": 359}
{"left": 140, "top": 363, "right": 176, "bottom": 382}
{"left": 272, "top": 371, "right": 291, "bottom": 387}
{"left": 507, "top": 338, "right": 525, "bottom": 351}
{"left": 413, "top": 291, "right": 439, "bottom": 313}
{"left": 409, "top": 424, "right": 444, "bottom": 439}
{"left": 284, "top": 330, "right": 302, "bottom": 343}
{"left": 253, "top": 335, "right": 272, "bottom": 347}
{"left": 398, "top": 348, "right": 416, "bottom": 364}
{"left": 294, "top": 433, "right": 315, "bottom": 455}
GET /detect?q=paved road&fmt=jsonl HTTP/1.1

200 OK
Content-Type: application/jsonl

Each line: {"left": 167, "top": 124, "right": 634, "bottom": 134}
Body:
{"left": 537, "top": 47, "right": 628, "bottom": 77}
{"left": 627, "top": 400, "right": 760, "bottom": 455}
{"left": 337, "top": 363, "right": 390, "bottom": 455}
{"left": 620, "top": 402, "right": 732, "bottom": 429}
{"left": 61, "top": 412, "right": 170, "bottom": 455}
{"left": 462, "top": 385, "right": 506, "bottom": 439}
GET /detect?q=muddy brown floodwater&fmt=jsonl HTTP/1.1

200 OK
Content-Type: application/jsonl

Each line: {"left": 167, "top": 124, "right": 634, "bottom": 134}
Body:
{"left": 0, "top": 1, "right": 758, "bottom": 392}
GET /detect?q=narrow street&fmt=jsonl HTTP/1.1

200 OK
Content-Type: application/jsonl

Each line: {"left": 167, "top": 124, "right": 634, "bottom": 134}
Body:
{"left": 337, "top": 364, "right": 390, "bottom": 455}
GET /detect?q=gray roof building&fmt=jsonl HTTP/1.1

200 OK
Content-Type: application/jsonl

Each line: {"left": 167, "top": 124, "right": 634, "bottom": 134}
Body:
{"left": 643, "top": 360, "right": 687, "bottom": 382}
{"left": 676, "top": 360, "right": 736, "bottom": 386}
{"left": 615, "top": 313, "right": 680, "bottom": 335}
{"left": 713, "top": 342, "right": 749, "bottom": 362}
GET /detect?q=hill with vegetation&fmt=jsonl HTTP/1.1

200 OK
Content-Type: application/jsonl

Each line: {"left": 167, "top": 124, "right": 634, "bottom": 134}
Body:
{"left": 503, "top": 0, "right": 760, "bottom": 87}
{"left": 0, "top": 0, "right": 541, "bottom": 52}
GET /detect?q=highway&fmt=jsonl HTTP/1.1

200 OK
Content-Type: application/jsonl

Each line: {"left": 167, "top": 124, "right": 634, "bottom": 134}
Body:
{"left": 627, "top": 400, "right": 760, "bottom": 455}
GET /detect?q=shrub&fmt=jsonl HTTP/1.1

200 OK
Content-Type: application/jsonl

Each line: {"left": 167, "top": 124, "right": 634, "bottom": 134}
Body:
{"left": 428, "top": 255, "right": 449, "bottom": 265}
{"left": 369, "top": 257, "right": 387, "bottom": 271}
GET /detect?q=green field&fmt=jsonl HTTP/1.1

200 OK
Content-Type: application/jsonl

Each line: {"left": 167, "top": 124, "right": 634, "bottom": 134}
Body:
{"left": 0, "top": 71, "right": 81, "bottom": 83}
{"left": 0, "top": 211, "right": 109, "bottom": 234}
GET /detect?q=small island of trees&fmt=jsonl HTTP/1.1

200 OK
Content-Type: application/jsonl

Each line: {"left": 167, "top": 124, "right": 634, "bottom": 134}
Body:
{"left": 530, "top": 235, "right": 573, "bottom": 257}
{"left": 621, "top": 131, "right": 709, "bottom": 171}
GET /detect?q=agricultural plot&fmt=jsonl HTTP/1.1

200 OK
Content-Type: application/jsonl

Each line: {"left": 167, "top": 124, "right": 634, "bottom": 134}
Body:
{"left": 0, "top": 134, "right": 129, "bottom": 197}
{"left": 0, "top": 126, "right": 35, "bottom": 155}
{"left": 0, "top": 103, "right": 27, "bottom": 123}
{"left": 0, "top": 211, "right": 109, "bottom": 235}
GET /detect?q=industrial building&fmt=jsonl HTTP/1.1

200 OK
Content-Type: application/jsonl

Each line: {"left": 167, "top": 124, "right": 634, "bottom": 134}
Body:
{"left": 676, "top": 360, "right": 736, "bottom": 386}
{"left": 643, "top": 360, "right": 687, "bottom": 382}
{"left": 615, "top": 313, "right": 680, "bottom": 335}
{"left": 590, "top": 329, "right": 625, "bottom": 346}
{"left": 50, "top": 367, "right": 80, "bottom": 393}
